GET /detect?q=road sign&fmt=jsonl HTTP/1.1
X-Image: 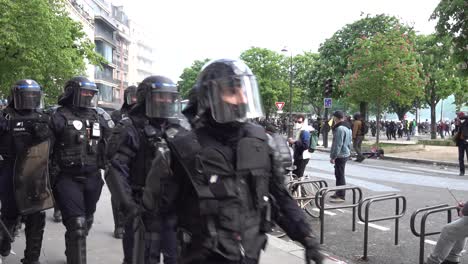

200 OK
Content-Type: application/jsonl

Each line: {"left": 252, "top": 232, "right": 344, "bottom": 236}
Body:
{"left": 324, "top": 98, "right": 332, "bottom": 108}
{"left": 275, "top": 102, "right": 285, "bottom": 111}
{"left": 276, "top": 110, "right": 283, "bottom": 114}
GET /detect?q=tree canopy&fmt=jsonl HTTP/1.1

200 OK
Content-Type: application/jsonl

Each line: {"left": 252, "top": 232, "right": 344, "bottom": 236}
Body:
{"left": 431, "top": 0, "right": 468, "bottom": 74}
{"left": 0, "top": 0, "right": 103, "bottom": 105}
{"left": 177, "top": 58, "right": 210, "bottom": 99}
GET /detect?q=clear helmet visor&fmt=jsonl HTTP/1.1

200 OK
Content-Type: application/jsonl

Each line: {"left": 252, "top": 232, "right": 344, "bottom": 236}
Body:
{"left": 14, "top": 89, "right": 43, "bottom": 110}
{"left": 145, "top": 91, "right": 180, "bottom": 118}
{"left": 125, "top": 92, "right": 138, "bottom": 106}
{"left": 74, "top": 88, "right": 98, "bottom": 108}
{"left": 207, "top": 75, "right": 264, "bottom": 123}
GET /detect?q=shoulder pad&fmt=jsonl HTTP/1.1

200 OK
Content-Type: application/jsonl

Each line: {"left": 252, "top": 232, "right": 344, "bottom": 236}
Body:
{"left": 243, "top": 122, "right": 267, "bottom": 141}
{"left": 268, "top": 133, "right": 292, "bottom": 168}
{"left": 97, "top": 108, "right": 111, "bottom": 121}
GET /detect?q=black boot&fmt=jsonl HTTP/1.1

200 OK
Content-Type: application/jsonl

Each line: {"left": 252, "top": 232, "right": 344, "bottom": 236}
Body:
{"left": 21, "top": 212, "right": 45, "bottom": 264}
{"left": 0, "top": 217, "right": 16, "bottom": 257}
{"left": 85, "top": 215, "right": 93, "bottom": 236}
{"left": 64, "top": 217, "right": 87, "bottom": 264}
{"left": 53, "top": 208, "right": 62, "bottom": 223}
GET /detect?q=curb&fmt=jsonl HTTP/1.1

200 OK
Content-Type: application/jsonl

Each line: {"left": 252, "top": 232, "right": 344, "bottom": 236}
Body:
{"left": 315, "top": 148, "right": 458, "bottom": 168}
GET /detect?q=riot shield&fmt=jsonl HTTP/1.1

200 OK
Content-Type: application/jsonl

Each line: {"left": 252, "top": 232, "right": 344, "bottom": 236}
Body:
{"left": 13, "top": 140, "right": 54, "bottom": 215}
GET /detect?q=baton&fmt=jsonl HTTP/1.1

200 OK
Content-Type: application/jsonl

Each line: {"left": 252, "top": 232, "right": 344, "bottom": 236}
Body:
{"left": 0, "top": 219, "right": 13, "bottom": 242}
{"left": 447, "top": 188, "right": 460, "bottom": 203}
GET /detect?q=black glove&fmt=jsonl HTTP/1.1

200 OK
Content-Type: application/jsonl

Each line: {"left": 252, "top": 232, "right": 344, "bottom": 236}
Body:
{"left": 33, "top": 122, "right": 51, "bottom": 141}
{"left": 302, "top": 236, "right": 323, "bottom": 264}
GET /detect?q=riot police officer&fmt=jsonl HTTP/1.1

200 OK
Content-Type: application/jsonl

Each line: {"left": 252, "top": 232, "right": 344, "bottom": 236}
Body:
{"left": 148, "top": 59, "right": 323, "bottom": 264}
{"left": 109, "top": 85, "right": 137, "bottom": 239}
{"left": 0, "top": 79, "right": 55, "bottom": 264}
{"left": 50, "top": 77, "right": 113, "bottom": 264}
{"left": 106, "top": 76, "right": 181, "bottom": 264}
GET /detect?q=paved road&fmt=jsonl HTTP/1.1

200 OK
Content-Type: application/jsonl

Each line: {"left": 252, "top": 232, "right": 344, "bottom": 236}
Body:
{"left": 4, "top": 176, "right": 345, "bottom": 264}
{"left": 296, "top": 152, "right": 467, "bottom": 264}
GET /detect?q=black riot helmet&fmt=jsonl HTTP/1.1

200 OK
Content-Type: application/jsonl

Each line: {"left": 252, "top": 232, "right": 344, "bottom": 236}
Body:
{"left": 137, "top": 75, "right": 180, "bottom": 118}
{"left": 194, "top": 58, "right": 264, "bottom": 124}
{"left": 59, "top": 76, "right": 98, "bottom": 108}
{"left": 11, "top": 79, "right": 43, "bottom": 110}
{"left": 123, "top": 85, "right": 137, "bottom": 106}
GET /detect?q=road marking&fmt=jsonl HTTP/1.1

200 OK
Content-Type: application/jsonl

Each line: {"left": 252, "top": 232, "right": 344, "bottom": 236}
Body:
{"left": 312, "top": 208, "right": 337, "bottom": 216}
{"left": 357, "top": 221, "right": 390, "bottom": 231}
{"left": 305, "top": 169, "right": 400, "bottom": 192}
{"left": 425, "top": 239, "right": 437, "bottom": 245}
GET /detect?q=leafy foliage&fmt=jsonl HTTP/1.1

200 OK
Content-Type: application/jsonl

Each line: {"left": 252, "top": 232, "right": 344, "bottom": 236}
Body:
{"left": 415, "top": 34, "right": 464, "bottom": 138}
{"left": 342, "top": 28, "right": 424, "bottom": 143}
{"left": 0, "top": 0, "right": 104, "bottom": 105}
{"left": 240, "top": 47, "right": 290, "bottom": 118}
{"left": 431, "top": 0, "right": 468, "bottom": 73}
{"left": 177, "top": 58, "right": 210, "bottom": 99}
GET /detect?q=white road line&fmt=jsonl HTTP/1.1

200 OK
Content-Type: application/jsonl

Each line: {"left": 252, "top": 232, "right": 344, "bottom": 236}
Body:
{"left": 312, "top": 208, "right": 337, "bottom": 216}
{"left": 425, "top": 239, "right": 437, "bottom": 245}
{"left": 357, "top": 221, "right": 390, "bottom": 231}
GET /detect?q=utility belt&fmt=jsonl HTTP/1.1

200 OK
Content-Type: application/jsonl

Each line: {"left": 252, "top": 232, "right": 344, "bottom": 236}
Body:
{"left": 60, "top": 166, "right": 99, "bottom": 182}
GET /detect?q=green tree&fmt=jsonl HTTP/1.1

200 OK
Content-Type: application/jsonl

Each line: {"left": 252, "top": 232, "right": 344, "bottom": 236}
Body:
{"left": 319, "top": 14, "right": 415, "bottom": 118}
{"left": 415, "top": 34, "right": 462, "bottom": 139}
{"left": 431, "top": 0, "right": 468, "bottom": 74}
{"left": 240, "top": 47, "right": 289, "bottom": 118}
{"left": 342, "top": 29, "right": 424, "bottom": 144}
{"left": 0, "top": 0, "right": 103, "bottom": 105}
{"left": 177, "top": 58, "right": 210, "bottom": 99}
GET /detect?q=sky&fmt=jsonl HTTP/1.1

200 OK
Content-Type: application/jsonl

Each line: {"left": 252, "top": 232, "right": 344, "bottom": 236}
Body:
{"left": 121, "top": 0, "right": 441, "bottom": 82}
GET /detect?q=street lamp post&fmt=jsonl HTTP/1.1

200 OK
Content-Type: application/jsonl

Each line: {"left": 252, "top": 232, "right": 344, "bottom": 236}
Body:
{"left": 282, "top": 47, "right": 293, "bottom": 138}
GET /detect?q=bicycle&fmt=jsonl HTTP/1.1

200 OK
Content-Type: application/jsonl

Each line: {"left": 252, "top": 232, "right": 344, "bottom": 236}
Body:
{"left": 284, "top": 166, "right": 323, "bottom": 218}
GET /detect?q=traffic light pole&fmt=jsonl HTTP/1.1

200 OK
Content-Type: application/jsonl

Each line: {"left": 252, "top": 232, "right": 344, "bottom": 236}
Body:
{"left": 323, "top": 108, "right": 329, "bottom": 148}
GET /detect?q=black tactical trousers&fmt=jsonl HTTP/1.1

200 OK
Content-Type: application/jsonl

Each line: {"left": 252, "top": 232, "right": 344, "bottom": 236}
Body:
{"left": 334, "top": 157, "right": 348, "bottom": 199}
{"left": 53, "top": 172, "right": 104, "bottom": 222}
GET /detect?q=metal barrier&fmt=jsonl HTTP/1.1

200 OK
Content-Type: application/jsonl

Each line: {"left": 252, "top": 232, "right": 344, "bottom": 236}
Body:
{"left": 358, "top": 193, "right": 407, "bottom": 261}
{"left": 315, "top": 185, "right": 363, "bottom": 244}
{"left": 410, "top": 204, "right": 458, "bottom": 264}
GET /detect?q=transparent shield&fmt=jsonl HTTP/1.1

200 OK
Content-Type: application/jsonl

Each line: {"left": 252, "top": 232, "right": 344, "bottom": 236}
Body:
{"left": 145, "top": 92, "right": 180, "bottom": 118}
{"left": 207, "top": 75, "right": 264, "bottom": 123}
{"left": 13, "top": 90, "right": 43, "bottom": 110}
{"left": 74, "top": 89, "right": 98, "bottom": 108}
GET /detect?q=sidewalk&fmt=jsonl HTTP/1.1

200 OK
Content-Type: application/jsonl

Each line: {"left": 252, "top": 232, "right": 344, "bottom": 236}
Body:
{"left": 316, "top": 137, "right": 459, "bottom": 167}
{"left": 262, "top": 235, "right": 348, "bottom": 264}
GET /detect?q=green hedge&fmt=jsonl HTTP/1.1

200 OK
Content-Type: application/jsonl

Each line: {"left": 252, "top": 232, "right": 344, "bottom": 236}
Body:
{"left": 419, "top": 139, "right": 456, "bottom": 147}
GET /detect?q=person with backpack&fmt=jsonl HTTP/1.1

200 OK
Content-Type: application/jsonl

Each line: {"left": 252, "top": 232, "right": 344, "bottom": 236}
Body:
{"left": 352, "top": 112, "right": 365, "bottom": 162}
{"left": 288, "top": 114, "right": 312, "bottom": 178}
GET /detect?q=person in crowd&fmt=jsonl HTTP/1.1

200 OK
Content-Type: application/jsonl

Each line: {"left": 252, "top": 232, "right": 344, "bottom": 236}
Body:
{"left": 352, "top": 112, "right": 365, "bottom": 162}
{"left": 426, "top": 200, "right": 468, "bottom": 264}
{"left": 455, "top": 112, "right": 468, "bottom": 176}
{"left": 288, "top": 115, "right": 311, "bottom": 178}
{"left": 329, "top": 110, "right": 352, "bottom": 203}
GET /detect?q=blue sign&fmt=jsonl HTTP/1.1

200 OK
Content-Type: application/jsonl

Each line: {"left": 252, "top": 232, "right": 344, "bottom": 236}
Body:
{"left": 324, "top": 98, "right": 332, "bottom": 108}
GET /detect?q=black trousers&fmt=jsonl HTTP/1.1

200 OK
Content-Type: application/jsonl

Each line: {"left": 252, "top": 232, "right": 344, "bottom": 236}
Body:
{"left": 334, "top": 157, "right": 348, "bottom": 199}
{"left": 293, "top": 158, "right": 310, "bottom": 178}
{"left": 53, "top": 172, "right": 104, "bottom": 222}
{"left": 459, "top": 141, "right": 468, "bottom": 174}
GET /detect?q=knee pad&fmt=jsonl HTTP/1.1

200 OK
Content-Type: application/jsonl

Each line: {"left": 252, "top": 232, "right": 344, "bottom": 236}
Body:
{"left": 65, "top": 217, "right": 87, "bottom": 238}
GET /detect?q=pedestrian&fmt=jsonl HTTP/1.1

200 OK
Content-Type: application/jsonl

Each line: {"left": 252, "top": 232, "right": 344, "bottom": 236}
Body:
{"left": 144, "top": 59, "right": 323, "bottom": 264}
{"left": 426, "top": 201, "right": 468, "bottom": 264}
{"left": 50, "top": 77, "right": 114, "bottom": 264}
{"left": 352, "top": 112, "right": 365, "bottom": 162}
{"left": 288, "top": 115, "right": 311, "bottom": 178}
{"left": 455, "top": 112, "right": 468, "bottom": 176}
{"left": 0, "top": 79, "right": 55, "bottom": 264}
{"left": 106, "top": 76, "right": 182, "bottom": 264}
{"left": 329, "top": 110, "right": 352, "bottom": 203}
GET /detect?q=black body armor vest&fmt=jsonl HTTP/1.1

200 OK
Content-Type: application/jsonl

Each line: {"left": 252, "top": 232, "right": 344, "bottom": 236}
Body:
{"left": 168, "top": 123, "right": 272, "bottom": 261}
{"left": 55, "top": 107, "right": 101, "bottom": 172}
{"left": 0, "top": 108, "right": 50, "bottom": 161}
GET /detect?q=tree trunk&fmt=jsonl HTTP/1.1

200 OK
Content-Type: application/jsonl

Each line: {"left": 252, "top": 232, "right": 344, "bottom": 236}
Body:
{"left": 360, "top": 101, "right": 368, "bottom": 121}
{"left": 430, "top": 101, "right": 437, "bottom": 139}
{"left": 376, "top": 103, "right": 381, "bottom": 145}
